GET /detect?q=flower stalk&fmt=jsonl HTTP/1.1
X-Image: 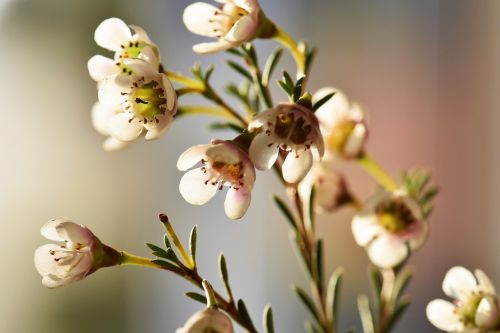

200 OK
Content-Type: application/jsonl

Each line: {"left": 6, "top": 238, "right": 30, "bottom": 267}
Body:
{"left": 273, "top": 26, "right": 306, "bottom": 76}
{"left": 357, "top": 154, "right": 398, "bottom": 191}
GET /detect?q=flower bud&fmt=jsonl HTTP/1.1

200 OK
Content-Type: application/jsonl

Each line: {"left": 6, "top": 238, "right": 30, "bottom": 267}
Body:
{"left": 176, "top": 308, "right": 234, "bottom": 333}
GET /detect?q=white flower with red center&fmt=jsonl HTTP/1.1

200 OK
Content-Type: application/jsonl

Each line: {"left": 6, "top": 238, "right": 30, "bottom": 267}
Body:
{"left": 351, "top": 190, "right": 428, "bottom": 268}
{"left": 34, "top": 218, "right": 120, "bottom": 288}
{"left": 313, "top": 87, "right": 368, "bottom": 159}
{"left": 248, "top": 103, "right": 324, "bottom": 183}
{"left": 183, "top": 0, "right": 262, "bottom": 54}
{"left": 176, "top": 308, "right": 235, "bottom": 333}
{"left": 177, "top": 140, "right": 256, "bottom": 220}
{"left": 88, "top": 17, "right": 160, "bottom": 81}
{"left": 98, "top": 58, "right": 177, "bottom": 142}
{"left": 91, "top": 102, "right": 130, "bottom": 151}
{"left": 427, "top": 267, "right": 500, "bottom": 332}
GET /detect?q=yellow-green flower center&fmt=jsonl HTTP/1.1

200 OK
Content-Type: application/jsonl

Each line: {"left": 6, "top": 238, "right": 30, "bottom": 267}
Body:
{"left": 116, "top": 40, "right": 149, "bottom": 75}
{"left": 375, "top": 199, "right": 415, "bottom": 233}
{"left": 459, "top": 293, "right": 483, "bottom": 325}
{"left": 131, "top": 82, "right": 166, "bottom": 119}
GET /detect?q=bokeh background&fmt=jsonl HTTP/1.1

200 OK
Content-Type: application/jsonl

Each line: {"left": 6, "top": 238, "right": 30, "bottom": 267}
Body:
{"left": 1, "top": 0, "right": 499, "bottom": 332}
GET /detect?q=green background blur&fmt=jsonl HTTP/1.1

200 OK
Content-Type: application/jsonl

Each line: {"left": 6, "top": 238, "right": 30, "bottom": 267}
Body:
{"left": 1, "top": 0, "right": 499, "bottom": 332}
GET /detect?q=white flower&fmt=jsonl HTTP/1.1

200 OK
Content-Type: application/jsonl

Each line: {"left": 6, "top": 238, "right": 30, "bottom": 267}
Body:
{"left": 248, "top": 103, "right": 324, "bottom": 183}
{"left": 88, "top": 17, "right": 160, "bottom": 82}
{"left": 177, "top": 140, "right": 256, "bottom": 220}
{"left": 176, "top": 308, "right": 234, "bottom": 333}
{"left": 351, "top": 190, "right": 428, "bottom": 268}
{"left": 98, "top": 58, "right": 177, "bottom": 142}
{"left": 313, "top": 87, "right": 368, "bottom": 159}
{"left": 183, "top": 0, "right": 262, "bottom": 54}
{"left": 91, "top": 102, "right": 130, "bottom": 151}
{"left": 34, "top": 218, "right": 120, "bottom": 288}
{"left": 427, "top": 267, "right": 500, "bottom": 332}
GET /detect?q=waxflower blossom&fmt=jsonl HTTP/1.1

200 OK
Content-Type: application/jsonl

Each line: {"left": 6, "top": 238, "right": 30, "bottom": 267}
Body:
{"left": 176, "top": 308, "right": 234, "bottom": 333}
{"left": 88, "top": 17, "right": 160, "bottom": 82}
{"left": 183, "top": 0, "right": 268, "bottom": 54}
{"left": 34, "top": 218, "right": 121, "bottom": 288}
{"left": 177, "top": 140, "right": 256, "bottom": 220}
{"left": 313, "top": 87, "right": 367, "bottom": 159}
{"left": 98, "top": 58, "right": 177, "bottom": 142}
{"left": 427, "top": 266, "right": 500, "bottom": 332}
{"left": 91, "top": 102, "right": 130, "bottom": 151}
{"left": 351, "top": 189, "right": 428, "bottom": 268}
{"left": 248, "top": 103, "right": 324, "bottom": 183}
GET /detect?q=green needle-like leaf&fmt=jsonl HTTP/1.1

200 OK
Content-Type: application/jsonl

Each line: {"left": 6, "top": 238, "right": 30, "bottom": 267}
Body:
{"left": 189, "top": 225, "right": 197, "bottom": 266}
{"left": 185, "top": 292, "right": 208, "bottom": 305}
{"left": 326, "top": 267, "right": 344, "bottom": 327}
{"left": 151, "top": 259, "right": 184, "bottom": 275}
{"left": 227, "top": 60, "right": 253, "bottom": 81}
{"left": 312, "top": 92, "right": 335, "bottom": 112}
{"left": 262, "top": 48, "right": 284, "bottom": 86}
{"left": 384, "top": 297, "right": 411, "bottom": 332}
{"left": 292, "top": 285, "right": 320, "bottom": 323}
{"left": 357, "top": 294, "right": 374, "bottom": 333}
{"left": 273, "top": 195, "right": 297, "bottom": 229}
{"left": 237, "top": 299, "right": 257, "bottom": 332}
{"left": 263, "top": 304, "right": 275, "bottom": 333}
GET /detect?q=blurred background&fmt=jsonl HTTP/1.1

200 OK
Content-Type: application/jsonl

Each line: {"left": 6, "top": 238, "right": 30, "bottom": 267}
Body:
{"left": 1, "top": 0, "right": 499, "bottom": 332}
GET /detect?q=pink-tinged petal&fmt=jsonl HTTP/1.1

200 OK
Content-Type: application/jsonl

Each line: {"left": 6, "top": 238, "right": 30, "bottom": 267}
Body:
{"left": 343, "top": 123, "right": 367, "bottom": 157}
{"left": 475, "top": 297, "right": 499, "bottom": 329}
{"left": 54, "top": 221, "right": 94, "bottom": 244}
{"left": 206, "top": 142, "right": 240, "bottom": 165}
{"left": 426, "top": 299, "right": 463, "bottom": 332}
{"left": 248, "top": 110, "right": 275, "bottom": 131}
{"left": 94, "top": 18, "right": 132, "bottom": 51}
{"left": 161, "top": 73, "right": 177, "bottom": 112}
{"left": 40, "top": 218, "right": 69, "bottom": 242}
{"left": 137, "top": 46, "right": 160, "bottom": 68}
{"left": 98, "top": 75, "right": 130, "bottom": 105}
{"left": 443, "top": 266, "right": 477, "bottom": 302}
{"left": 177, "top": 145, "right": 210, "bottom": 171}
{"left": 103, "top": 137, "right": 129, "bottom": 151}
{"left": 88, "top": 55, "right": 117, "bottom": 81}
{"left": 129, "top": 24, "right": 153, "bottom": 43}
{"left": 183, "top": 3, "right": 221, "bottom": 37}
{"left": 367, "top": 234, "right": 408, "bottom": 268}
{"left": 475, "top": 269, "right": 496, "bottom": 295}
{"left": 351, "top": 215, "right": 382, "bottom": 246}
{"left": 193, "top": 40, "right": 235, "bottom": 54}
{"left": 225, "top": 14, "right": 257, "bottom": 43}
{"left": 407, "top": 220, "right": 429, "bottom": 251}
{"left": 34, "top": 244, "right": 61, "bottom": 275}
{"left": 224, "top": 186, "right": 251, "bottom": 220}
{"left": 282, "top": 149, "right": 312, "bottom": 183}
{"left": 91, "top": 102, "right": 117, "bottom": 136}
{"left": 108, "top": 113, "right": 143, "bottom": 142}
{"left": 144, "top": 114, "right": 173, "bottom": 140}
{"left": 249, "top": 133, "right": 279, "bottom": 170}
{"left": 313, "top": 87, "right": 350, "bottom": 131}
{"left": 179, "top": 168, "right": 218, "bottom": 205}
{"left": 234, "top": 0, "right": 259, "bottom": 12}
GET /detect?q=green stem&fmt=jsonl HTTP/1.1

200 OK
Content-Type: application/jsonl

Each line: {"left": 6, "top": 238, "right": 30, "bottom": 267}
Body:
{"left": 120, "top": 252, "right": 164, "bottom": 270}
{"left": 273, "top": 26, "right": 306, "bottom": 77}
{"left": 165, "top": 70, "right": 204, "bottom": 90}
{"left": 357, "top": 155, "right": 398, "bottom": 191}
{"left": 176, "top": 105, "right": 237, "bottom": 121}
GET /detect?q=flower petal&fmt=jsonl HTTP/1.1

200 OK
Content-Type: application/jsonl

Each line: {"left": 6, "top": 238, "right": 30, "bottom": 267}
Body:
{"left": 123, "top": 58, "right": 158, "bottom": 80}
{"left": 98, "top": 75, "right": 130, "bottom": 105}
{"left": 426, "top": 299, "right": 463, "bottom": 332}
{"left": 351, "top": 215, "right": 383, "bottom": 246}
{"left": 367, "top": 234, "right": 408, "bottom": 268}
{"left": 161, "top": 73, "right": 177, "bottom": 112}
{"left": 282, "top": 149, "right": 312, "bottom": 183}
{"left": 179, "top": 168, "right": 218, "bottom": 205}
{"left": 129, "top": 24, "right": 153, "bottom": 43}
{"left": 88, "top": 55, "right": 117, "bottom": 81}
{"left": 34, "top": 244, "right": 61, "bottom": 276}
{"left": 183, "top": 3, "right": 221, "bottom": 37}
{"left": 108, "top": 113, "right": 143, "bottom": 142}
{"left": 234, "top": 0, "right": 258, "bottom": 12}
{"left": 224, "top": 186, "right": 251, "bottom": 220}
{"left": 343, "top": 123, "right": 367, "bottom": 157}
{"left": 137, "top": 46, "right": 160, "bottom": 68}
{"left": 91, "top": 102, "right": 117, "bottom": 136}
{"left": 177, "top": 145, "right": 210, "bottom": 171}
{"left": 193, "top": 40, "right": 235, "bottom": 54}
{"left": 249, "top": 133, "right": 279, "bottom": 170}
{"left": 475, "top": 296, "right": 499, "bottom": 329}
{"left": 475, "top": 269, "right": 496, "bottom": 295}
{"left": 443, "top": 266, "right": 478, "bottom": 302}
{"left": 94, "top": 18, "right": 132, "bottom": 51}
{"left": 103, "top": 137, "right": 129, "bottom": 151}
{"left": 144, "top": 114, "right": 173, "bottom": 140}
{"left": 313, "top": 87, "right": 350, "bottom": 131}
{"left": 225, "top": 14, "right": 257, "bottom": 43}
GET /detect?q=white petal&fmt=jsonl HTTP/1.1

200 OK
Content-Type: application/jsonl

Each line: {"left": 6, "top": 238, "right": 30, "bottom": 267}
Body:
{"left": 475, "top": 269, "right": 497, "bottom": 295}
{"left": 183, "top": 3, "right": 221, "bottom": 37}
{"left": 94, "top": 18, "right": 132, "bottom": 51}
{"left": 129, "top": 24, "right": 153, "bottom": 43}
{"left": 144, "top": 114, "right": 173, "bottom": 140}
{"left": 343, "top": 123, "right": 367, "bottom": 157}
{"left": 351, "top": 215, "right": 383, "bottom": 246}
{"left": 193, "top": 40, "right": 235, "bottom": 54}
{"left": 313, "top": 87, "right": 350, "bottom": 131}
{"left": 88, "top": 55, "right": 117, "bottom": 81}
{"left": 249, "top": 134, "right": 279, "bottom": 170}
{"left": 179, "top": 168, "right": 218, "bottom": 205}
{"left": 137, "top": 46, "right": 160, "bottom": 68}
{"left": 282, "top": 149, "right": 312, "bottom": 183}
{"left": 34, "top": 244, "right": 61, "bottom": 276}
{"left": 233, "top": 0, "right": 258, "bottom": 12}
{"left": 161, "top": 73, "right": 177, "bottom": 112}
{"left": 443, "top": 266, "right": 478, "bottom": 302}
{"left": 40, "top": 218, "right": 69, "bottom": 242}
{"left": 367, "top": 234, "right": 408, "bottom": 268}
{"left": 475, "top": 297, "right": 499, "bottom": 328}
{"left": 177, "top": 145, "right": 210, "bottom": 171}
{"left": 54, "top": 222, "right": 94, "bottom": 244}
{"left": 407, "top": 220, "right": 429, "bottom": 251}
{"left": 108, "top": 113, "right": 143, "bottom": 142}
{"left": 206, "top": 142, "right": 240, "bottom": 165}
{"left": 91, "top": 102, "right": 117, "bottom": 136}
{"left": 123, "top": 58, "right": 158, "bottom": 80}
{"left": 98, "top": 75, "right": 130, "bottom": 105}
{"left": 225, "top": 14, "right": 257, "bottom": 43}
{"left": 426, "top": 299, "right": 463, "bottom": 332}
{"left": 103, "top": 137, "right": 129, "bottom": 151}
{"left": 224, "top": 186, "right": 251, "bottom": 220}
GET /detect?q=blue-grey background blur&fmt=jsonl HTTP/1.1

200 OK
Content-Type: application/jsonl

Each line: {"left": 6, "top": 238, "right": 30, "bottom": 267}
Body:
{"left": 1, "top": 0, "right": 498, "bottom": 332}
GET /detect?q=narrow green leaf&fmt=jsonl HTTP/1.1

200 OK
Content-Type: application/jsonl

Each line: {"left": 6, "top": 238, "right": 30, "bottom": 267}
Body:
{"left": 262, "top": 48, "right": 284, "bottom": 86}
{"left": 312, "top": 239, "right": 324, "bottom": 291}
{"left": 164, "top": 247, "right": 180, "bottom": 263}
{"left": 292, "top": 285, "right": 320, "bottom": 323}
{"left": 263, "top": 304, "right": 274, "bottom": 333}
{"left": 185, "top": 292, "right": 207, "bottom": 305}
{"left": 273, "top": 195, "right": 297, "bottom": 229}
{"left": 292, "top": 84, "right": 302, "bottom": 102}
{"left": 209, "top": 122, "right": 245, "bottom": 133}
{"left": 368, "top": 266, "right": 383, "bottom": 300}
{"left": 227, "top": 60, "right": 253, "bottom": 81}
{"left": 226, "top": 48, "right": 245, "bottom": 57}
{"left": 242, "top": 43, "right": 258, "bottom": 64}
{"left": 191, "top": 63, "right": 203, "bottom": 81}
{"left": 277, "top": 79, "right": 293, "bottom": 97}
{"left": 151, "top": 259, "right": 184, "bottom": 275}
{"left": 308, "top": 186, "right": 316, "bottom": 228}
{"left": 326, "top": 267, "right": 344, "bottom": 326}
{"left": 384, "top": 297, "right": 411, "bottom": 332}
{"left": 189, "top": 225, "right": 197, "bottom": 265}
{"left": 312, "top": 92, "right": 335, "bottom": 112}
{"left": 357, "top": 294, "right": 374, "bottom": 333}
{"left": 237, "top": 299, "right": 257, "bottom": 332}
{"left": 204, "top": 65, "right": 215, "bottom": 82}
{"left": 163, "top": 234, "right": 171, "bottom": 248}
{"left": 288, "top": 230, "right": 312, "bottom": 279}
{"left": 146, "top": 243, "right": 169, "bottom": 259}
{"left": 392, "top": 267, "right": 414, "bottom": 304}
{"left": 304, "top": 320, "right": 322, "bottom": 333}
{"left": 282, "top": 71, "right": 294, "bottom": 89}
{"left": 218, "top": 253, "right": 234, "bottom": 301}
